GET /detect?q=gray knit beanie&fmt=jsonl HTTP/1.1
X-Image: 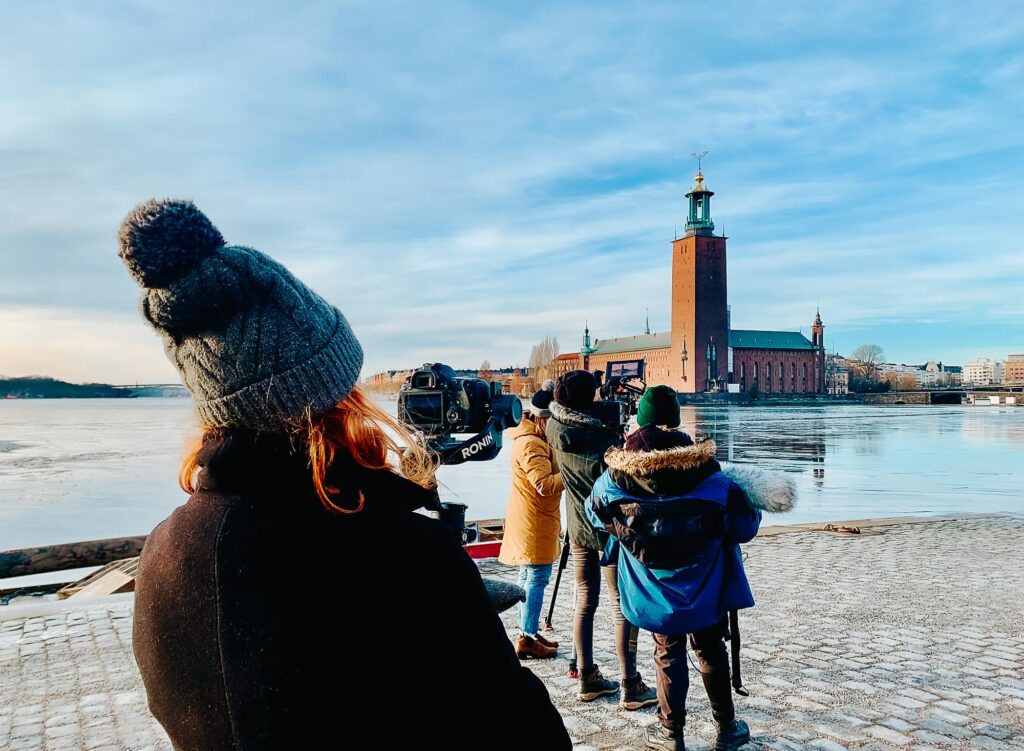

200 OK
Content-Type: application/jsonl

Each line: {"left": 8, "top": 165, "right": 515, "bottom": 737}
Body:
{"left": 118, "top": 199, "right": 364, "bottom": 432}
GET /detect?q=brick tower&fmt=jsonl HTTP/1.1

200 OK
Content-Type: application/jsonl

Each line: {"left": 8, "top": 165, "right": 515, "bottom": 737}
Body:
{"left": 670, "top": 168, "right": 729, "bottom": 392}
{"left": 811, "top": 309, "right": 825, "bottom": 392}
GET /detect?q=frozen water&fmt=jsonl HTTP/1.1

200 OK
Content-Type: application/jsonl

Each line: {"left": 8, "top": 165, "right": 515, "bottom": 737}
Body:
{"left": 1, "top": 398, "right": 1022, "bottom": 554}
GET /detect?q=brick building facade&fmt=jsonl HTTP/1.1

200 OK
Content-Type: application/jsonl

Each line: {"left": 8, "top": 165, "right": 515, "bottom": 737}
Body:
{"left": 568, "top": 168, "right": 826, "bottom": 394}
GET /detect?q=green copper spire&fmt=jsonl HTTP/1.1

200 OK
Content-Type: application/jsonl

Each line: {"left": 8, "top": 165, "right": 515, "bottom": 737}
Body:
{"left": 581, "top": 320, "right": 594, "bottom": 356}
{"left": 685, "top": 168, "right": 715, "bottom": 236}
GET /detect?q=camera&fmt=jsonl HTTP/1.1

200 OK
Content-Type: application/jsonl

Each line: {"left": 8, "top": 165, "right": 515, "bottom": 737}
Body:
{"left": 398, "top": 363, "right": 522, "bottom": 461}
{"left": 592, "top": 358, "right": 647, "bottom": 434}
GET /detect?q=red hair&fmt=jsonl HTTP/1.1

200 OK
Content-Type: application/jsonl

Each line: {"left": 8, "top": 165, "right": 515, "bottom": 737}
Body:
{"left": 180, "top": 385, "right": 436, "bottom": 514}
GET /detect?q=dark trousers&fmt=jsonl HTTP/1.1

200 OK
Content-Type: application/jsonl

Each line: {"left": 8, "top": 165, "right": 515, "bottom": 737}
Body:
{"left": 653, "top": 622, "right": 735, "bottom": 733}
{"left": 571, "top": 544, "right": 638, "bottom": 680}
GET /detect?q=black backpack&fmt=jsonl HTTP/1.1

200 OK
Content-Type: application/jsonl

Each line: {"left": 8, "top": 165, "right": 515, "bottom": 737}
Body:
{"left": 595, "top": 496, "right": 726, "bottom": 570}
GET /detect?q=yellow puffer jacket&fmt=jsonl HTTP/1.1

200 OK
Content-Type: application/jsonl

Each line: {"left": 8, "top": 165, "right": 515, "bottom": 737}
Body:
{"left": 498, "top": 414, "right": 564, "bottom": 566}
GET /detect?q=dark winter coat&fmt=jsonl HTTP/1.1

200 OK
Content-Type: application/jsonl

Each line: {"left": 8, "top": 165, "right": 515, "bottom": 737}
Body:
{"left": 586, "top": 439, "right": 795, "bottom": 636}
{"left": 545, "top": 402, "right": 620, "bottom": 551}
{"left": 133, "top": 430, "right": 570, "bottom": 751}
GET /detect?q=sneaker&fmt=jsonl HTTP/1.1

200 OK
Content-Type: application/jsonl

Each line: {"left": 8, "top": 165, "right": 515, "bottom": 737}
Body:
{"left": 620, "top": 673, "right": 658, "bottom": 710}
{"left": 644, "top": 723, "right": 685, "bottom": 751}
{"left": 578, "top": 666, "right": 620, "bottom": 702}
{"left": 714, "top": 718, "right": 750, "bottom": 750}
{"left": 515, "top": 634, "right": 557, "bottom": 660}
{"left": 535, "top": 633, "right": 559, "bottom": 649}
{"left": 567, "top": 661, "right": 579, "bottom": 679}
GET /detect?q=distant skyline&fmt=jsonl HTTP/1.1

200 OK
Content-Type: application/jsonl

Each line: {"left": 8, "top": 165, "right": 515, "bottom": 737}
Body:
{"left": 1, "top": 1, "right": 1022, "bottom": 384}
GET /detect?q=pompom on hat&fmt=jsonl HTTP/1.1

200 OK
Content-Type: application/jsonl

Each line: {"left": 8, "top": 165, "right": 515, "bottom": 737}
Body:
{"left": 118, "top": 198, "right": 364, "bottom": 432}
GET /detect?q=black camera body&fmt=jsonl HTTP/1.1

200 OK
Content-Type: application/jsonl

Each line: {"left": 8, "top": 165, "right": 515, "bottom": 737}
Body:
{"left": 397, "top": 363, "right": 522, "bottom": 466}
{"left": 593, "top": 358, "right": 648, "bottom": 434}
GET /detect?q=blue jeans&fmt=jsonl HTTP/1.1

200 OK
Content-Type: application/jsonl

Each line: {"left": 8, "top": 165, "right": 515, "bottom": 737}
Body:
{"left": 517, "top": 564, "right": 553, "bottom": 636}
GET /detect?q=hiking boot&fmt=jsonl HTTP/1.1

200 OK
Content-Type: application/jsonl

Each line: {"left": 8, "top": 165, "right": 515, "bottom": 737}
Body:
{"left": 515, "top": 635, "right": 556, "bottom": 660}
{"left": 714, "top": 718, "right": 750, "bottom": 750}
{"left": 644, "top": 723, "right": 685, "bottom": 751}
{"left": 535, "top": 633, "right": 559, "bottom": 649}
{"left": 578, "top": 666, "right": 619, "bottom": 702}
{"left": 620, "top": 673, "right": 658, "bottom": 710}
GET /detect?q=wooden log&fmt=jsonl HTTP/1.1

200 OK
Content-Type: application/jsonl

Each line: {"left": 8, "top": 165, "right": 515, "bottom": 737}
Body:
{"left": 0, "top": 536, "right": 147, "bottom": 579}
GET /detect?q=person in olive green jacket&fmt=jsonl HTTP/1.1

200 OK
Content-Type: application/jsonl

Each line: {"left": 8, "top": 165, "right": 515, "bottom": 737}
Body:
{"left": 546, "top": 370, "right": 657, "bottom": 710}
{"left": 499, "top": 389, "right": 564, "bottom": 659}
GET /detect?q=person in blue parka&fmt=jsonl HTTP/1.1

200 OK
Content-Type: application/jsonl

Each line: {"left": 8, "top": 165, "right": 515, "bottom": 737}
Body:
{"left": 586, "top": 386, "right": 794, "bottom": 751}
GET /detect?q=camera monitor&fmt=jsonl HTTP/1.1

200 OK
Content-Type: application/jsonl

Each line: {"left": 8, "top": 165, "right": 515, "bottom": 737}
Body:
{"left": 606, "top": 359, "right": 645, "bottom": 381}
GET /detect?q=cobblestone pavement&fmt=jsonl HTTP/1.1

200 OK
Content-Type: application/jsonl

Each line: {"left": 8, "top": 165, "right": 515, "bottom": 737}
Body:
{"left": 1, "top": 516, "right": 1022, "bottom": 750}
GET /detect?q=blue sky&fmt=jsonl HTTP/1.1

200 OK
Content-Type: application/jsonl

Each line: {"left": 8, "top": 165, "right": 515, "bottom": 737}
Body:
{"left": 0, "top": 1, "right": 1022, "bottom": 383}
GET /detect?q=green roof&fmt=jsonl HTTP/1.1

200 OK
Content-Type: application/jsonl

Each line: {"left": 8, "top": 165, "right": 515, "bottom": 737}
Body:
{"left": 591, "top": 331, "right": 670, "bottom": 355}
{"left": 729, "top": 330, "right": 816, "bottom": 350}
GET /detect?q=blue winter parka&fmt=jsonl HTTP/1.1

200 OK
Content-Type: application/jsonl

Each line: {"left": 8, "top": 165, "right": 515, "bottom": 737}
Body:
{"left": 586, "top": 438, "right": 789, "bottom": 636}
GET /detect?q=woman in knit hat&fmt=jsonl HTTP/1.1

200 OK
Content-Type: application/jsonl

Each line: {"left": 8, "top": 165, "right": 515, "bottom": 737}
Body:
{"left": 586, "top": 385, "right": 795, "bottom": 751}
{"left": 120, "top": 199, "right": 570, "bottom": 751}
{"left": 498, "top": 389, "right": 563, "bottom": 659}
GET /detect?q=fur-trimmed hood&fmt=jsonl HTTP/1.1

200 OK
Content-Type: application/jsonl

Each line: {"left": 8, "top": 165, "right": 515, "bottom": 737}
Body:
{"left": 720, "top": 463, "right": 796, "bottom": 513}
{"left": 605, "top": 439, "right": 718, "bottom": 475}
{"left": 604, "top": 438, "right": 795, "bottom": 514}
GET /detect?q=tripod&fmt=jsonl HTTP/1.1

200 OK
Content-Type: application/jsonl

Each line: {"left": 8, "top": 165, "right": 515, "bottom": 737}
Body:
{"left": 542, "top": 537, "right": 577, "bottom": 674}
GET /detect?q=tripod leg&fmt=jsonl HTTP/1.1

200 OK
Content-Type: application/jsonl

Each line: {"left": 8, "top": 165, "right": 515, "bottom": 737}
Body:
{"left": 543, "top": 538, "right": 571, "bottom": 631}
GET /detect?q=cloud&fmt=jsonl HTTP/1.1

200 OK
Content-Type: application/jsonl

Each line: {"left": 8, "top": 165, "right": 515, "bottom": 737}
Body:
{"left": 1, "top": 0, "right": 1022, "bottom": 381}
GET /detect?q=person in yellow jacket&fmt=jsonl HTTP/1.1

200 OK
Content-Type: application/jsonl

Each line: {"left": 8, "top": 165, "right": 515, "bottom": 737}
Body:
{"left": 499, "top": 387, "right": 564, "bottom": 660}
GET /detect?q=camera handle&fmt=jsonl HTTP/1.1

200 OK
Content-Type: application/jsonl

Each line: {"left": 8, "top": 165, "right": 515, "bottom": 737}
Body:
{"left": 426, "top": 414, "right": 508, "bottom": 466}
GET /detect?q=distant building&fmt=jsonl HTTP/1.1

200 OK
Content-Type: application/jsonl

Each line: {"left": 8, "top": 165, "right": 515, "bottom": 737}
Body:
{"left": 826, "top": 354, "right": 849, "bottom": 395}
{"left": 366, "top": 369, "right": 414, "bottom": 391}
{"left": 1005, "top": 355, "right": 1024, "bottom": 387}
{"left": 553, "top": 352, "right": 582, "bottom": 379}
{"left": 507, "top": 369, "right": 536, "bottom": 396}
{"left": 561, "top": 169, "right": 825, "bottom": 394}
{"left": 963, "top": 358, "right": 1005, "bottom": 387}
{"left": 916, "top": 360, "right": 960, "bottom": 388}
{"left": 581, "top": 328, "right": 672, "bottom": 386}
{"left": 876, "top": 360, "right": 964, "bottom": 389}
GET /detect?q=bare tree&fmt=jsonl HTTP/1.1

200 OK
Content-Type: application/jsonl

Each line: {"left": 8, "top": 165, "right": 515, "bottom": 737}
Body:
{"left": 478, "top": 360, "right": 492, "bottom": 380}
{"left": 528, "top": 336, "right": 561, "bottom": 383}
{"left": 850, "top": 344, "right": 885, "bottom": 368}
{"left": 849, "top": 344, "right": 885, "bottom": 380}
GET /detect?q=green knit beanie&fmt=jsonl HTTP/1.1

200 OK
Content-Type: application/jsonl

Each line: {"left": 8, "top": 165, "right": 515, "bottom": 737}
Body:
{"left": 636, "top": 385, "right": 681, "bottom": 428}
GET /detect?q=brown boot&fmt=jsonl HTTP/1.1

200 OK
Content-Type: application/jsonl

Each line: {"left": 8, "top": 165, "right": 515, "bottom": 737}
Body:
{"left": 516, "top": 635, "right": 557, "bottom": 660}
{"left": 535, "top": 633, "right": 559, "bottom": 649}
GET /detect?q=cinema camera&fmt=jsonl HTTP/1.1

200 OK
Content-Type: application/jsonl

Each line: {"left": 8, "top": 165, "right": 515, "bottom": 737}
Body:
{"left": 397, "top": 363, "right": 525, "bottom": 613}
{"left": 591, "top": 358, "right": 648, "bottom": 435}
{"left": 398, "top": 363, "right": 523, "bottom": 463}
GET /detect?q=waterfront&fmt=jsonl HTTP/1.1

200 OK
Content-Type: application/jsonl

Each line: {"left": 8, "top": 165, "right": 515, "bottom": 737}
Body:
{"left": 1, "top": 399, "right": 1023, "bottom": 552}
